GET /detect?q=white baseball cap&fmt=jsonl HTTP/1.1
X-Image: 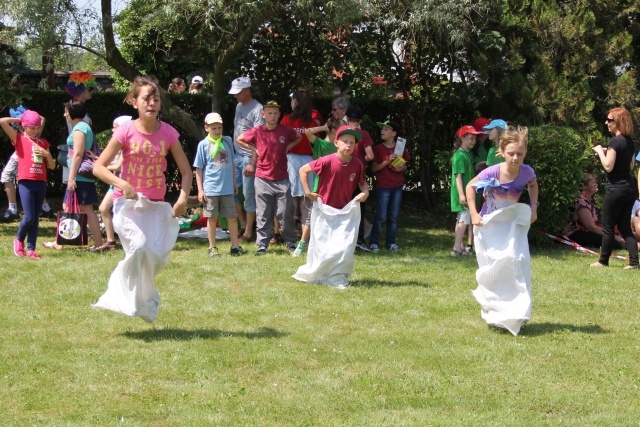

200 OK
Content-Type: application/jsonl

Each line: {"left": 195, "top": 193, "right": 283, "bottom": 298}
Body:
{"left": 204, "top": 113, "right": 223, "bottom": 124}
{"left": 228, "top": 77, "right": 252, "bottom": 94}
{"left": 191, "top": 76, "right": 204, "bottom": 84}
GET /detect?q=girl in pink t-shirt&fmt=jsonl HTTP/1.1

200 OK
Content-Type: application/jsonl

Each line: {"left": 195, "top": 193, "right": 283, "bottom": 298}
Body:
{"left": 0, "top": 111, "right": 54, "bottom": 259}
{"left": 92, "top": 76, "right": 192, "bottom": 322}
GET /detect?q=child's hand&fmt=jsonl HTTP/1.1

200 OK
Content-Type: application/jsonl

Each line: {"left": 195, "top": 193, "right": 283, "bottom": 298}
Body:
{"left": 305, "top": 191, "right": 320, "bottom": 201}
{"left": 172, "top": 200, "right": 187, "bottom": 218}
{"left": 459, "top": 195, "right": 467, "bottom": 206}
{"left": 471, "top": 212, "right": 483, "bottom": 226}
{"left": 122, "top": 183, "right": 138, "bottom": 200}
{"left": 234, "top": 186, "right": 238, "bottom": 196}
{"left": 198, "top": 190, "right": 206, "bottom": 204}
{"left": 530, "top": 210, "right": 537, "bottom": 224}
{"left": 67, "top": 178, "right": 77, "bottom": 192}
{"left": 244, "top": 163, "right": 255, "bottom": 177}
{"left": 355, "top": 192, "right": 368, "bottom": 203}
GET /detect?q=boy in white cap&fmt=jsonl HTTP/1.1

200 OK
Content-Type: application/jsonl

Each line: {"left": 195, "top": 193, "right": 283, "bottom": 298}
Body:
{"left": 194, "top": 112, "right": 246, "bottom": 257}
{"left": 229, "top": 76, "right": 264, "bottom": 243}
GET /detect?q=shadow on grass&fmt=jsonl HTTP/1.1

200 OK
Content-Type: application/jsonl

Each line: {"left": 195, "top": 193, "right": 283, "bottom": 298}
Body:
{"left": 350, "top": 278, "right": 430, "bottom": 288}
{"left": 520, "top": 322, "right": 608, "bottom": 336}
{"left": 121, "top": 326, "right": 289, "bottom": 342}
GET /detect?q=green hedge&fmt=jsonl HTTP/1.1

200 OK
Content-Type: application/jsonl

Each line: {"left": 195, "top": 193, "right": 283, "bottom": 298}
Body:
{"left": 524, "top": 125, "right": 591, "bottom": 243}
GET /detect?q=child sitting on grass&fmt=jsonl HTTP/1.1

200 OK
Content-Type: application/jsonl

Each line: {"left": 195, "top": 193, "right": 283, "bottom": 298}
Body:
{"left": 194, "top": 113, "right": 245, "bottom": 257}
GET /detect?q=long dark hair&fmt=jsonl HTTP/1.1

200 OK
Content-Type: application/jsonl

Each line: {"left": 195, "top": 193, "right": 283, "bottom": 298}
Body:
{"left": 290, "top": 88, "right": 313, "bottom": 122}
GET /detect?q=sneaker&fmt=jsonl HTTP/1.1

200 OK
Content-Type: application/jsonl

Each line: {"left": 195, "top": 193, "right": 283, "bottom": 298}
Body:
{"left": 255, "top": 246, "right": 267, "bottom": 256}
{"left": 208, "top": 247, "right": 220, "bottom": 257}
{"left": 292, "top": 240, "right": 307, "bottom": 257}
{"left": 369, "top": 243, "right": 380, "bottom": 252}
{"left": 356, "top": 241, "right": 371, "bottom": 251}
{"left": 286, "top": 241, "right": 297, "bottom": 254}
{"left": 388, "top": 244, "right": 399, "bottom": 251}
{"left": 2, "top": 210, "right": 19, "bottom": 223}
{"left": 451, "top": 250, "right": 463, "bottom": 256}
{"left": 230, "top": 246, "right": 246, "bottom": 256}
{"left": 26, "top": 250, "right": 41, "bottom": 260}
{"left": 465, "top": 245, "right": 473, "bottom": 253}
{"left": 13, "top": 238, "right": 25, "bottom": 257}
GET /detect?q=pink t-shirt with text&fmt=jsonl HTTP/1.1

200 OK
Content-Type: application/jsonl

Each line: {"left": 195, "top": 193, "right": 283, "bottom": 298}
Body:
{"left": 112, "top": 121, "right": 179, "bottom": 201}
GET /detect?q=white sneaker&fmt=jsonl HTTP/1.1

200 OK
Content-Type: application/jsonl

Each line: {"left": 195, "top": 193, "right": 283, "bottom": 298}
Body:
{"left": 369, "top": 244, "right": 379, "bottom": 252}
{"left": 388, "top": 244, "right": 399, "bottom": 251}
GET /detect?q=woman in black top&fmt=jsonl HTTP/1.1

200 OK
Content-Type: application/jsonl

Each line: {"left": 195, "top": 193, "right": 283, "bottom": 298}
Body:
{"left": 591, "top": 107, "right": 638, "bottom": 269}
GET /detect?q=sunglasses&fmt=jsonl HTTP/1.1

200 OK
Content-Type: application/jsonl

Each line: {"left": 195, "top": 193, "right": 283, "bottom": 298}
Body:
{"left": 605, "top": 117, "right": 615, "bottom": 123}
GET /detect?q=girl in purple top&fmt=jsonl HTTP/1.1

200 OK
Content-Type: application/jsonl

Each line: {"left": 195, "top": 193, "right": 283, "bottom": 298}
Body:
{"left": 466, "top": 126, "right": 539, "bottom": 225}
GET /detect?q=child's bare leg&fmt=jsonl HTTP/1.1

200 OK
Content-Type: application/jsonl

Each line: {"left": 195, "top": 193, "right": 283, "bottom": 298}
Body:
{"left": 81, "top": 205, "right": 103, "bottom": 247}
{"left": 207, "top": 217, "right": 217, "bottom": 249}
{"left": 243, "top": 211, "right": 255, "bottom": 238}
{"left": 235, "top": 203, "right": 246, "bottom": 230}
{"left": 453, "top": 221, "right": 466, "bottom": 252}
{"left": 228, "top": 217, "right": 239, "bottom": 247}
{"left": 99, "top": 192, "right": 116, "bottom": 243}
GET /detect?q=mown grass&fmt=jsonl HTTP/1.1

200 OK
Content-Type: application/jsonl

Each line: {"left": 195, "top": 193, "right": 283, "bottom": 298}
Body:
{"left": 1, "top": 205, "right": 639, "bottom": 426}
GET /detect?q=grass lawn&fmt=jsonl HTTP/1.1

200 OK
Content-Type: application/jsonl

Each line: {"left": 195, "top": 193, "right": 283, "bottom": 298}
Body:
{"left": 1, "top": 203, "right": 639, "bottom": 426}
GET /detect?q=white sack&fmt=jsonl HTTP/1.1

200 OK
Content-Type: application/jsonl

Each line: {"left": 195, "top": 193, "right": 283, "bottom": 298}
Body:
{"left": 472, "top": 203, "right": 532, "bottom": 336}
{"left": 292, "top": 198, "right": 360, "bottom": 288}
{"left": 92, "top": 196, "right": 179, "bottom": 322}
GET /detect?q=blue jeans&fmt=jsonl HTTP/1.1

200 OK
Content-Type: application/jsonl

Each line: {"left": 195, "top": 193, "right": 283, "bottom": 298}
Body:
{"left": 233, "top": 155, "right": 256, "bottom": 212}
{"left": 17, "top": 180, "right": 46, "bottom": 251}
{"left": 369, "top": 186, "right": 403, "bottom": 247}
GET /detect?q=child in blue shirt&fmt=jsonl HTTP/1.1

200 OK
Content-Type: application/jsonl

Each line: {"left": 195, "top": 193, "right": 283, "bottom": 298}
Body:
{"left": 194, "top": 113, "right": 246, "bottom": 257}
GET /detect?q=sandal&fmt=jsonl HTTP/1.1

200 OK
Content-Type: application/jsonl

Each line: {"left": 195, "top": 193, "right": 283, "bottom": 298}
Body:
{"left": 43, "top": 241, "right": 63, "bottom": 250}
{"left": 88, "top": 241, "right": 117, "bottom": 252}
{"left": 269, "top": 233, "right": 282, "bottom": 245}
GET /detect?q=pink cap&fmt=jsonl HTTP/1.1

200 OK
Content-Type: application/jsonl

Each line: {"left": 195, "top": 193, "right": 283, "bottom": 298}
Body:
{"left": 21, "top": 110, "right": 42, "bottom": 127}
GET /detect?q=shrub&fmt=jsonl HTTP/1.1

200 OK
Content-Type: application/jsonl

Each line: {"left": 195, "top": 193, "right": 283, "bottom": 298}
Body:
{"left": 524, "top": 125, "right": 591, "bottom": 244}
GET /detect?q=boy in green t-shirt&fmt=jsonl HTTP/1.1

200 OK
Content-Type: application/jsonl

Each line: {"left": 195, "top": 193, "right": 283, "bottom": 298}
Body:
{"left": 292, "top": 117, "right": 341, "bottom": 256}
{"left": 451, "top": 125, "right": 481, "bottom": 255}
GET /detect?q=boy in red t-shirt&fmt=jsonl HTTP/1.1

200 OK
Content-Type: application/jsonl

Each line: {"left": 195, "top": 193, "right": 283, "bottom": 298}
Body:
{"left": 237, "top": 100, "right": 301, "bottom": 255}
{"left": 294, "top": 126, "right": 369, "bottom": 288}
{"left": 369, "top": 119, "right": 410, "bottom": 252}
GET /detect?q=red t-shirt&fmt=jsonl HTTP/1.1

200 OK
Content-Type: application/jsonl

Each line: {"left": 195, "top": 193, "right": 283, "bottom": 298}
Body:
{"left": 280, "top": 110, "right": 323, "bottom": 155}
{"left": 353, "top": 128, "right": 374, "bottom": 165}
{"left": 243, "top": 124, "right": 299, "bottom": 181}
{"left": 373, "top": 142, "right": 411, "bottom": 189}
{"left": 309, "top": 154, "right": 365, "bottom": 209}
{"left": 14, "top": 133, "right": 50, "bottom": 182}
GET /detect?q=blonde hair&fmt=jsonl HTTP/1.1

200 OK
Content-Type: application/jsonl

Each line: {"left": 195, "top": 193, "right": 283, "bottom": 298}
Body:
{"left": 498, "top": 125, "right": 528, "bottom": 156}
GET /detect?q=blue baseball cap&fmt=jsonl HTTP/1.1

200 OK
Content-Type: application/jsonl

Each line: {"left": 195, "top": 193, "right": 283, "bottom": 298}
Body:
{"left": 483, "top": 119, "right": 507, "bottom": 131}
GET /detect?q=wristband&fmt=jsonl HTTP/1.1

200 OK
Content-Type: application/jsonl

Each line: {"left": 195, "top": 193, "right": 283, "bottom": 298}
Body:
{"left": 532, "top": 201, "right": 539, "bottom": 206}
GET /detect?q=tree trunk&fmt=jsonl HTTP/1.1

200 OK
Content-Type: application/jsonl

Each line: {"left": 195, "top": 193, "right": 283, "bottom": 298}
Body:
{"left": 100, "top": 0, "right": 202, "bottom": 140}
